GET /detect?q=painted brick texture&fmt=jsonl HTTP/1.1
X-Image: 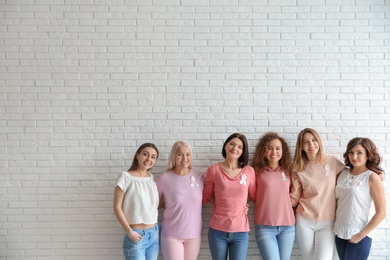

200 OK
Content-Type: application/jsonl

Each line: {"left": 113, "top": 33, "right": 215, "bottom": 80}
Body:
{"left": 1, "top": 0, "right": 390, "bottom": 259}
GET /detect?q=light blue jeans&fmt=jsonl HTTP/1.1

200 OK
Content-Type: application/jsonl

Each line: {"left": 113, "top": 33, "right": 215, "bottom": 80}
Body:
{"left": 208, "top": 227, "right": 249, "bottom": 260}
{"left": 122, "top": 224, "right": 159, "bottom": 260}
{"left": 255, "top": 224, "right": 295, "bottom": 260}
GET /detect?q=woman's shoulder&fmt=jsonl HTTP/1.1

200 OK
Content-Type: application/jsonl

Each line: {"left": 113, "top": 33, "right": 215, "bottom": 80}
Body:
{"left": 155, "top": 170, "right": 170, "bottom": 182}
{"left": 117, "top": 171, "right": 130, "bottom": 180}
{"left": 207, "top": 163, "right": 220, "bottom": 171}
{"left": 115, "top": 171, "right": 131, "bottom": 189}
{"left": 325, "top": 154, "right": 342, "bottom": 163}
{"left": 243, "top": 164, "right": 254, "bottom": 170}
{"left": 243, "top": 165, "right": 255, "bottom": 175}
{"left": 191, "top": 168, "right": 205, "bottom": 176}
{"left": 158, "top": 170, "right": 172, "bottom": 177}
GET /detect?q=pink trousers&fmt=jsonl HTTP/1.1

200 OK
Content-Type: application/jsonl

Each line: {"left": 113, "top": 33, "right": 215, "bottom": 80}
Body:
{"left": 160, "top": 237, "right": 202, "bottom": 260}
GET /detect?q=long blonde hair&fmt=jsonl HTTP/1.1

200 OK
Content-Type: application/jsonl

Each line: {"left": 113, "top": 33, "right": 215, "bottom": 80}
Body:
{"left": 292, "top": 128, "right": 325, "bottom": 173}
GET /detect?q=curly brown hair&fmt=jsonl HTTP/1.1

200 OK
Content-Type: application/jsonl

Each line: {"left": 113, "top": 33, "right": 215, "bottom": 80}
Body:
{"left": 252, "top": 132, "right": 292, "bottom": 175}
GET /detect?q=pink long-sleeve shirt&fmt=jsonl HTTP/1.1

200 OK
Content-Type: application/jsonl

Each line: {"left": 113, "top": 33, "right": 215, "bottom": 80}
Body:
{"left": 290, "top": 155, "right": 345, "bottom": 221}
{"left": 202, "top": 163, "right": 256, "bottom": 232}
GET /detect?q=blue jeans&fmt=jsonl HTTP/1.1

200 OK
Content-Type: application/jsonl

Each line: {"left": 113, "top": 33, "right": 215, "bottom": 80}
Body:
{"left": 255, "top": 224, "right": 295, "bottom": 260}
{"left": 208, "top": 227, "right": 249, "bottom": 260}
{"left": 335, "top": 235, "right": 372, "bottom": 260}
{"left": 123, "top": 224, "right": 159, "bottom": 260}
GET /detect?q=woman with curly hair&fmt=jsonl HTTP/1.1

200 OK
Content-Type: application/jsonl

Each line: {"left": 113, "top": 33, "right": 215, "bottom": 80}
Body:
{"left": 334, "top": 137, "right": 386, "bottom": 260}
{"left": 251, "top": 132, "right": 295, "bottom": 260}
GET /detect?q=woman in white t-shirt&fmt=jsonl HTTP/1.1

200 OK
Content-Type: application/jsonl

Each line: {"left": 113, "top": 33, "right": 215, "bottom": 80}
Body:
{"left": 156, "top": 141, "right": 205, "bottom": 260}
{"left": 334, "top": 137, "right": 386, "bottom": 260}
{"left": 113, "top": 143, "right": 160, "bottom": 260}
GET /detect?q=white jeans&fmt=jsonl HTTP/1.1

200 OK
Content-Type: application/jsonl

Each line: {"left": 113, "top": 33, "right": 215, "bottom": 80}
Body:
{"left": 295, "top": 215, "right": 335, "bottom": 260}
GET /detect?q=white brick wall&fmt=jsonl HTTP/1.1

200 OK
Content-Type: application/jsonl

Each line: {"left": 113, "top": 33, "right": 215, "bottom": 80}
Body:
{"left": 1, "top": 0, "right": 389, "bottom": 259}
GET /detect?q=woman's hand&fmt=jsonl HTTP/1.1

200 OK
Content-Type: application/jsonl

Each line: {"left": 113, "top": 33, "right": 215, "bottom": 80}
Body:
{"left": 243, "top": 204, "right": 249, "bottom": 214}
{"left": 127, "top": 230, "right": 142, "bottom": 242}
{"left": 349, "top": 232, "right": 364, "bottom": 244}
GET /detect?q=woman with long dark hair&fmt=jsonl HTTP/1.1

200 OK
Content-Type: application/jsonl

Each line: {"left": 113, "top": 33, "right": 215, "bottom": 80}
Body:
{"left": 334, "top": 137, "right": 386, "bottom": 260}
{"left": 113, "top": 143, "right": 160, "bottom": 260}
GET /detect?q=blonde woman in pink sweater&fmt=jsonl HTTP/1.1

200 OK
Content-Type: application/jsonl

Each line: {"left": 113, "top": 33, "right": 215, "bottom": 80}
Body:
{"left": 202, "top": 133, "right": 256, "bottom": 260}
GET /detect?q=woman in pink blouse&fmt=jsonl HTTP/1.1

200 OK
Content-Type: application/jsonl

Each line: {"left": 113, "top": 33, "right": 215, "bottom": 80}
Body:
{"left": 252, "top": 132, "right": 295, "bottom": 260}
{"left": 290, "top": 128, "right": 345, "bottom": 260}
{"left": 202, "top": 133, "right": 256, "bottom": 260}
{"left": 156, "top": 141, "right": 205, "bottom": 260}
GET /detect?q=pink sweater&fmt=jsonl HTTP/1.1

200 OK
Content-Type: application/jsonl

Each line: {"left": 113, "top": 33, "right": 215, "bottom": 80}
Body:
{"left": 202, "top": 163, "right": 256, "bottom": 232}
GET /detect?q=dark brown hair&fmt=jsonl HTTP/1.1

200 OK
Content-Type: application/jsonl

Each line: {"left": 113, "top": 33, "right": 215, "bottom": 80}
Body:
{"left": 128, "top": 143, "right": 159, "bottom": 171}
{"left": 222, "top": 133, "right": 249, "bottom": 167}
{"left": 343, "top": 137, "right": 383, "bottom": 175}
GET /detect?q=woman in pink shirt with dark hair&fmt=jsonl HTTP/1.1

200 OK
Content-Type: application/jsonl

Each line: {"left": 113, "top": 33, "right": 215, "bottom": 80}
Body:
{"left": 252, "top": 132, "right": 295, "bottom": 260}
{"left": 202, "top": 133, "right": 256, "bottom": 260}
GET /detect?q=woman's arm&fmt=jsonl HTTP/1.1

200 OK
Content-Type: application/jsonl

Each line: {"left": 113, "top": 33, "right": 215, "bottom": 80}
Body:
{"left": 158, "top": 196, "right": 165, "bottom": 209}
{"left": 248, "top": 167, "right": 256, "bottom": 202}
{"left": 350, "top": 173, "right": 386, "bottom": 243}
{"left": 202, "top": 167, "right": 214, "bottom": 206}
{"left": 155, "top": 174, "right": 165, "bottom": 209}
{"left": 289, "top": 171, "right": 302, "bottom": 207}
{"left": 113, "top": 186, "right": 142, "bottom": 242}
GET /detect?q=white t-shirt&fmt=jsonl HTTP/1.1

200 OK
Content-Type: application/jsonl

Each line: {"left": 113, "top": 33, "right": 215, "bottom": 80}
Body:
{"left": 115, "top": 171, "right": 159, "bottom": 225}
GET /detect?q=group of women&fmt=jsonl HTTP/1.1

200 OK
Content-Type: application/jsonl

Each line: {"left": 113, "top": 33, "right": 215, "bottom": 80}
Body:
{"left": 113, "top": 128, "right": 386, "bottom": 260}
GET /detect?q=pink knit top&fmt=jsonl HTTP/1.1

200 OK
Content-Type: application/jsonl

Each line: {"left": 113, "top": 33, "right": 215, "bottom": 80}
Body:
{"left": 202, "top": 163, "right": 256, "bottom": 232}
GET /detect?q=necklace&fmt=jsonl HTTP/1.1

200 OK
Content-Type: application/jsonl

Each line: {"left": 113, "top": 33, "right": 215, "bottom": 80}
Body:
{"left": 345, "top": 173, "right": 356, "bottom": 186}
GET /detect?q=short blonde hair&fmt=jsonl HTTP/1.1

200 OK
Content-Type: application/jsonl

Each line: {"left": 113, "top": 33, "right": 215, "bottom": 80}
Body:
{"left": 167, "top": 141, "right": 193, "bottom": 170}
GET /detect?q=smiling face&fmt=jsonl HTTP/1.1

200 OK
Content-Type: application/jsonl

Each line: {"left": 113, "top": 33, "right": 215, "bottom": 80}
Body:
{"left": 302, "top": 132, "right": 319, "bottom": 160}
{"left": 224, "top": 137, "right": 243, "bottom": 160}
{"left": 348, "top": 144, "right": 368, "bottom": 169}
{"left": 174, "top": 145, "right": 192, "bottom": 169}
{"left": 136, "top": 147, "right": 158, "bottom": 170}
{"left": 265, "top": 138, "right": 283, "bottom": 167}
